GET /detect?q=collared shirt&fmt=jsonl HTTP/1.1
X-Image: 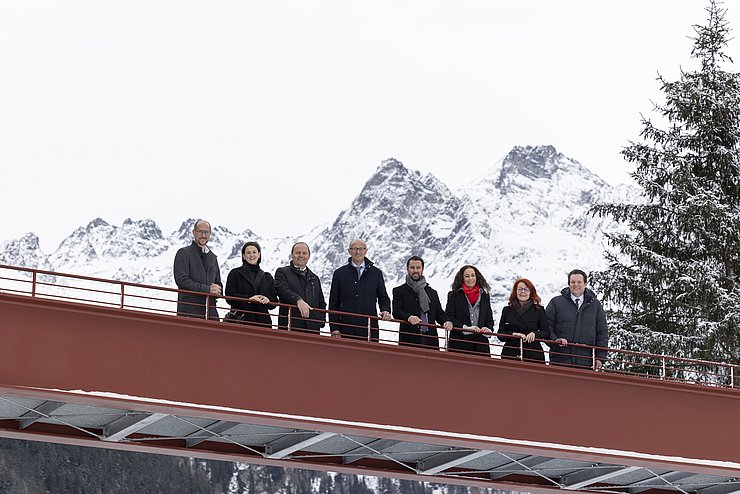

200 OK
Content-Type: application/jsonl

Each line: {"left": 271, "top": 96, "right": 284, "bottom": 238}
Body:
{"left": 352, "top": 261, "right": 366, "bottom": 279}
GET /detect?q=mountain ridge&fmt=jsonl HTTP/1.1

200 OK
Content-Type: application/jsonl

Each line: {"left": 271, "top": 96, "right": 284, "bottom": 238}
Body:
{"left": 0, "top": 145, "right": 640, "bottom": 305}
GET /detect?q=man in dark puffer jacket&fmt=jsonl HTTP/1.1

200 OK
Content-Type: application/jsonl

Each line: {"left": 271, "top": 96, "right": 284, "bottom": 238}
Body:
{"left": 546, "top": 269, "right": 608, "bottom": 369}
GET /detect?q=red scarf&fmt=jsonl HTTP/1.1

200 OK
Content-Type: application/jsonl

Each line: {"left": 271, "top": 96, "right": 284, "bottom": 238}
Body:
{"left": 462, "top": 284, "right": 480, "bottom": 305}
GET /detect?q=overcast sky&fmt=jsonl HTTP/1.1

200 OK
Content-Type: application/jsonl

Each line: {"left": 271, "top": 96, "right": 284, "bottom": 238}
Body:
{"left": 2, "top": 1, "right": 738, "bottom": 252}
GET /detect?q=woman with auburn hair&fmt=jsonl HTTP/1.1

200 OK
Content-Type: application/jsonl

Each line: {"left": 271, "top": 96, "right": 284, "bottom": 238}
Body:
{"left": 444, "top": 265, "right": 495, "bottom": 356}
{"left": 497, "top": 278, "right": 549, "bottom": 363}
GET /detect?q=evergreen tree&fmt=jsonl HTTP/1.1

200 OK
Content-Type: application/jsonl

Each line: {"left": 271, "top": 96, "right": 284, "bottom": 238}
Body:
{"left": 591, "top": 0, "right": 740, "bottom": 374}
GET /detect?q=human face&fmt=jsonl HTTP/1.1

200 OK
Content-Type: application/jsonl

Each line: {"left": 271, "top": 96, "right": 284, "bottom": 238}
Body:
{"left": 291, "top": 243, "right": 310, "bottom": 269}
{"left": 348, "top": 240, "right": 367, "bottom": 265}
{"left": 569, "top": 274, "right": 586, "bottom": 298}
{"left": 192, "top": 221, "right": 211, "bottom": 247}
{"left": 243, "top": 245, "right": 261, "bottom": 265}
{"left": 407, "top": 260, "right": 424, "bottom": 281}
{"left": 516, "top": 282, "right": 531, "bottom": 303}
{"left": 463, "top": 268, "right": 477, "bottom": 288}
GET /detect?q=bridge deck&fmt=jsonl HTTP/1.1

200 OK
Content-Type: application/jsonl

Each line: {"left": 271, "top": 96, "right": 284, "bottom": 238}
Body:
{"left": 0, "top": 288, "right": 738, "bottom": 493}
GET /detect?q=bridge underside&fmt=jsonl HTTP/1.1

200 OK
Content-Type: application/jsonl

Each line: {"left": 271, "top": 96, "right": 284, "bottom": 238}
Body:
{"left": 1, "top": 293, "right": 738, "bottom": 494}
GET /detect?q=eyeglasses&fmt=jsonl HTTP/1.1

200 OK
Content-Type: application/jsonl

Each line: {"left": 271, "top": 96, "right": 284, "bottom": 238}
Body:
{"left": 349, "top": 247, "right": 367, "bottom": 252}
{"left": 517, "top": 287, "right": 530, "bottom": 292}
{"left": 194, "top": 229, "right": 211, "bottom": 236}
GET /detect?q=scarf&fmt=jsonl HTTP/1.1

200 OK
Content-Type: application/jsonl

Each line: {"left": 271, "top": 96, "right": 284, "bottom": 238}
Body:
{"left": 462, "top": 284, "right": 480, "bottom": 305}
{"left": 512, "top": 299, "right": 533, "bottom": 316}
{"left": 405, "top": 275, "right": 430, "bottom": 313}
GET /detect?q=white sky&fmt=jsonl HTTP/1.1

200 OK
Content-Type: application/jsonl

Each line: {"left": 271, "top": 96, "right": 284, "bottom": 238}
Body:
{"left": 2, "top": 1, "right": 738, "bottom": 252}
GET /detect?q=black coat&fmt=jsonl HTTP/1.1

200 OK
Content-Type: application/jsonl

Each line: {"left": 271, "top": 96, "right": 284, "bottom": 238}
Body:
{"left": 274, "top": 263, "right": 326, "bottom": 333}
{"left": 328, "top": 258, "right": 391, "bottom": 341}
{"left": 444, "top": 288, "right": 495, "bottom": 356}
{"left": 545, "top": 287, "right": 609, "bottom": 368}
{"left": 497, "top": 303, "right": 549, "bottom": 363}
{"left": 173, "top": 241, "right": 222, "bottom": 320}
{"left": 392, "top": 282, "right": 448, "bottom": 349}
{"left": 225, "top": 264, "right": 277, "bottom": 327}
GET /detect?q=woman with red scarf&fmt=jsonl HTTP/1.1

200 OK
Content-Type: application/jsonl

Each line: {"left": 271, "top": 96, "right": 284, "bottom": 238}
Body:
{"left": 444, "top": 265, "right": 495, "bottom": 356}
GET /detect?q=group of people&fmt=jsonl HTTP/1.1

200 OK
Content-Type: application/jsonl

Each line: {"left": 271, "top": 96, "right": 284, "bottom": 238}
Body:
{"left": 174, "top": 220, "right": 609, "bottom": 369}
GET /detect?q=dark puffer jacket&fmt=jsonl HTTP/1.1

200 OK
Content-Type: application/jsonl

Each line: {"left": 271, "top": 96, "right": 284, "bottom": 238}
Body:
{"left": 545, "top": 287, "right": 608, "bottom": 368}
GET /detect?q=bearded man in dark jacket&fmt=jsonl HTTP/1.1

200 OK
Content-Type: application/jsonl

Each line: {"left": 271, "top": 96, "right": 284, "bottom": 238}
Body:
{"left": 274, "top": 242, "right": 326, "bottom": 333}
{"left": 392, "top": 256, "right": 452, "bottom": 349}
{"left": 328, "top": 239, "right": 392, "bottom": 341}
{"left": 545, "top": 269, "right": 609, "bottom": 369}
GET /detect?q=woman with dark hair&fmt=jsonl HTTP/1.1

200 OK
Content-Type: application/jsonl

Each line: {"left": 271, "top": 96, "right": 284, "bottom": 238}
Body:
{"left": 444, "top": 265, "right": 495, "bottom": 356}
{"left": 225, "top": 241, "right": 277, "bottom": 327}
{"left": 497, "top": 278, "right": 548, "bottom": 363}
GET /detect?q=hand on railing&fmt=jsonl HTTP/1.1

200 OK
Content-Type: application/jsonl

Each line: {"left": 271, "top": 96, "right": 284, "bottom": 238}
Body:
{"left": 512, "top": 332, "right": 536, "bottom": 343}
{"left": 296, "top": 299, "right": 311, "bottom": 318}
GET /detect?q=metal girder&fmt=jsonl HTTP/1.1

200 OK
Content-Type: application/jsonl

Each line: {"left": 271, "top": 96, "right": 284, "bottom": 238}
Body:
{"left": 418, "top": 449, "right": 492, "bottom": 475}
{"left": 341, "top": 438, "right": 401, "bottom": 464}
{"left": 697, "top": 482, "right": 740, "bottom": 494}
{"left": 563, "top": 465, "right": 642, "bottom": 490}
{"left": 18, "top": 400, "right": 64, "bottom": 429}
{"left": 185, "top": 420, "right": 238, "bottom": 448}
{"left": 265, "top": 432, "right": 336, "bottom": 459}
{"left": 102, "top": 412, "right": 168, "bottom": 442}
{"left": 489, "top": 455, "right": 551, "bottom": 480}
{"left": 629, "top": 471, "right": 697, "bottom": 493}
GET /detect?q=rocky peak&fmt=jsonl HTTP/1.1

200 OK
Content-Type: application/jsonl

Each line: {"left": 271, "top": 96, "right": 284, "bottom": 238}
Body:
{"left": 172, "top": 219, "right": 197, "bottom": 244}
{"left": 86, "top": 218, "right": 110, "bottom": 231}
{"left": 123, "top": 218, "right": 164, "bottom": 241}
{"left": 0, "top": 233, "right": 50, "bottom": 270}
{"left": 499, "top": 145, "right": 563, "bottom": 181}
{"left": 495, "top": 145, "right": 608, "bottom": 195}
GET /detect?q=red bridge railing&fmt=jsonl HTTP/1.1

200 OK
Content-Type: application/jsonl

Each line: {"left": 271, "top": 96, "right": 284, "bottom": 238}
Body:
{"left": 0, "top": 263, "right": 736, "bottom": 389}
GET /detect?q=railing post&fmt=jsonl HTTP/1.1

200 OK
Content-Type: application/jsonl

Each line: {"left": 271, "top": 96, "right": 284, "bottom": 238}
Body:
{"left": 519, "top": 337, "right": 524, "bottom": 361}
{"left": 731, "top": 365, "right": 735, "bottom": 388}
{"left": 443, "top": 327, "right": 449, "bottom": 352}
{"left": 120, "top": 284, "right": 125, "bottom": 309}
{"left": 367, "top": 318, "right": 372, "bottom": 342}
{"left": 32, "top": 271, "right": 37, "bottom": 297}
{"left": 287, "top": 308, "right": 292, "bottom": 332}
{"left": 660, "top": 355, "right": 666, "bottom": 380}
{"left": 205, "top": 294, "right": 210, "bottom": 320}
{"left": 592, "top": 347, "right": 596, "bottom": 370}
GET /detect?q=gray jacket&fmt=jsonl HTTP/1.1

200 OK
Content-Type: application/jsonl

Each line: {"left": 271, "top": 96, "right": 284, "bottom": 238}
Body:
{"left": 545, "top": 287, "right": 608, "bottom": 368}
{"left": 173, "top": 241, "right": 222, "bottom": 319}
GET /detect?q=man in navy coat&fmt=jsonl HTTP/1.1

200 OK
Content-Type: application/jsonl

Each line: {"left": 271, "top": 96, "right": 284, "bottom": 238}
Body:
{"left": 173, "top": 219, "right": 222, "bottom": 319}
{"left": 328, "top": 239, "right": 392, "bottom": 341}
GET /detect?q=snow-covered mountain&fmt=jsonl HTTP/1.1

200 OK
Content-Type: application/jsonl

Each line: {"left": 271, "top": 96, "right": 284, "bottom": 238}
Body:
{"left": 0, "top": 145, "right": 640, "bottom": 307}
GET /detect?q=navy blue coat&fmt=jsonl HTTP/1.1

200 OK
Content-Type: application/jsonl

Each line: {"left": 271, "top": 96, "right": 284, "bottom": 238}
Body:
{"left": 328, "top": 258, "right": 391, "bottom": 341}
{"left": 546, "top": 287, "right": 609, "bottom": 368}
{"left": 173, "top": 241, "right": 222, "bottom": 320}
